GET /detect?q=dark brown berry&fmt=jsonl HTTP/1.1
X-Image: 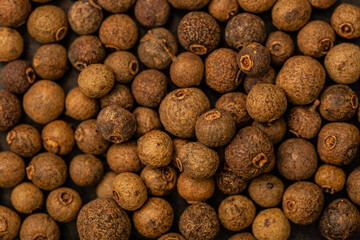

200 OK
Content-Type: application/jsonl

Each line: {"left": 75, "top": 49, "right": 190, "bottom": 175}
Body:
{"left": 133, "top": 107, "right": 162, "bottom": 137}
{"left": 252, "top": 118, "right": 287, "bottom": 144}
{"left": 134, "top": 0, "right": 170, "bottom": 28}
{"left": 0, "top": 0, "right": 31, "bottom": 27}
{"left": 238, "top": 42, "right": 271, "bottom": 77}
{"left": 208, "top": 0, "right": 238, "bottom": 22}
{"left": 265, "top": 31, "right": 294, "bottom": 66}
{"left": 11, "top": 182, "right": 43, "bottom": 214}
{"left": 315, "top": 164, "right": 346, "bottom": 194}
{"left": 237, "top": 0, "right": 277, "bottom": 13}
{"left": 42, "top": 120, "right": 75, "bottom": 155}
{"left": 100, "top": 84, "right": 134, "bottom": 110}
{"left": 172, "top": 138, "right": 190, "bottom": 168}
{"left": 69, "top": 154, "right": 104, "bottom": 187}
{"left": 96, "top": 171, "right": 117, "bottom": 199}
{"left": 243, "top": 67, "right": 276, "bottom": 94}
{"left": 97, "top": 0, "right": 135, "bottom": 13}
{"left": 20, "top": 213, "right": 60, "bottom": 240}
{"left": 308, "top": 0, "right": 337, "bottom": 9}
{"left": 107, "top": 141, "right": 142, "bottom": 173}
{"left": 0, "top": 27, "right": 23, "bottom": 62}
{"left": 347, "top": 167, "right": 360, "bottom": 205}
{"left": 141, "top": 166, "right": 177, "bottom": 196}
{"left": 65, "top": 87, "right": 100, "bottom": 121}
{"left": 0, "top": 151, "right": 25, "bottom": 188}
{"left": 177, "top": 172, "right": 215, "bottom": 203}
{"left": 331, "top": 3, "right": 360, "bottom": 39}
{"left": 216, "top": 164, "right": 249, "bottom": 195}
{"left": 0, "top": 90, "right": 21, "bottom": 131}
{"left": 168, "top": 0, "right": 210, "bottom": 10}
{"left": 1, "top": 60, "right": 36, "bottom": 94}
{"left": 0, "top": 206, "right": 21, "bottom": 240}
{"left": 104, "top": 51, "right": 139, "bottom": 84}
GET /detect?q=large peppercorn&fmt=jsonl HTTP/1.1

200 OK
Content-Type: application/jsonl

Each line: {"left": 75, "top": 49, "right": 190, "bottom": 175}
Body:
{"left": 0, "top": 0, "right": 31, "bottom": 27}
{"left": 0, "top": 206, "right": 21, "bottom": 240}
{"left": 65, "top": 87, "right": 100, "bottom": 121}
{"left": 134, "top": 0, "right": 170, "bottom": 28}
{"left": 141, "top": 166, "right": 177, "bottom": 196}
{"left": 0, "top": 90, "right": 21, "bottom": 131}
{"left": 208, "top": 0, "right": 239, "bottom": 22}
{"left": 177, "top": 172, "right": 215, "bottom": 203}
{"left": 100, "top": 84, "right": 134, "bottom": 110}
{"left": 168, "top": 0, "right": 210, "bottom": 10}
{"left": 237, "top": 43, "right": 271, "bottom": 76}
{"left": 0, "top": 151, "right": 25, "bottom": 188}
{"left": 265, "top": 31, "right": 294, "bottom": 66}
{"left": 0, "top": 27, "right": 23, "bottom": 62}
{"left": 107, "top": 141, "right": 142, "bottom": 173}
{"left": 97, "top": 0, "right": 135, "bottom": 13}
{"left": 331, "top": 3, "right": 360, "bottom": 39}
{"left": 11, "top": 182, "right": 44, "bottom": 214}
{"left": 104, "top": 51, "right": 139, "bottom": 83}
{"left": 133, "top": 107, "right": 162, "bottom": 137}
{"left": 216, "top": 164, "right": 249, "bottom": 195}
{"left": 347, "top": 167, "right": 360, "bottom": 205}
{"left": 69, "top": 154, "right": 104, "bottom": 187}
{"left": 243, "top": 67, "right": 276, "bottom": 94}
{"left": 237, "top": 0, "right": 277, "bottom": 13}
{"left": 1, "top": 60, "right": 35, "bottom": 94}
{"left": 42, "top": 120, "right": 75, "bottom": 155}
{"left": 20, "top": 213, "right": 60, "bottom": 240}
{"left": 315, "top": 164, "right": 346, "bottom": 194}
{"left": 252, "top": 118, "right": 287, "bottom": 144}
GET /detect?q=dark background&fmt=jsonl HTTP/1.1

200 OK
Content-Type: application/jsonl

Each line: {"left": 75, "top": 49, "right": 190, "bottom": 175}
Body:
{"left": 1, "top": 0, "right": 360, "bottom": 239}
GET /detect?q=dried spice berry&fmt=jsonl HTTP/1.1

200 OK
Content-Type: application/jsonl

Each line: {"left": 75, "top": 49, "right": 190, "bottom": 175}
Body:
{"left": 276, "top": 56, "right": 325, "bottom": 105}
{"left": 7, "top": 124, "right": 41, "bottom": 158}
{"left": 229, "top": 233, "right": 256, "bottom": 240}
{"left": 205, "top": 48, "right": 242, "bottom": 93}
{"left": 11, "top": 182, "right": 43, "bottom": 214}
{"left": 98, "top": 0, "right": 135, "bottom": 13}
{"left": 0, "top": 27, "right": 23, "bottom": 62}
{"left": 100, "top": 84, "right": 134, "bottom": 110}
{"left": 248, "top": 174, "right": 284, "bottom": 208}
{"left": 243, "top": 67, "right": 276, "bottom": 94}
{"left": 159, "top": 88, "right": 210, "bottom": 138}
{"left": 112, "top": 172, "right": 148, "bottom": 211}
{"left": 99, "top": 14, "right": 138, "bottom": 51}
{"left": 347, "top": 167, "right": 360, "bottom": 205}
{"left": 271, "top": 0, "right": 312, "bottom": 31}
{"left": 68, "top": 0, "right": 103, "bottom": 35}
{"left": 265, "top": 31, "right": 294, "bottom": 66}
{"left": 134, "top": 0, "right": 170, "bottom": 28}
{"left": 104, "top": 51, "right": 139, "bottom": 84}
{"left": 208, "top": 0, "right": 239, "bottom": 22}
{"left": 0, "top": 205, "right": 21, "bottom": 240}
{"left": 225, "top": 126, "right": 274, "bottom": 180}
{"left": 27, "top": 152, "right": 67, "bottom": 191}
{"left": 27, "top": 5, "right": 68, "bottom": 44}
{"left": 216, "top": 164, "right": 249, "bottom": 195}
{"left": 177, "top": 172, "right": 215, "bottom": 203}
{"left": 69, "top": 154, "right": 104, "bottom": 187}
{"left": 42, "top": 120, "right": 75, "bottom": 155}
{"left": 133, "top": 197, "right": 174, "bottom": 238}
{"left": 96, "top": 171, "right": 117, "bottom": 199}
{"left": 319, "top": 84, "right": 358, "bottom": 122}
{"left": 331, "top": 3, "right": 360, "bottom": 39}
{"left": 252, "top": 118, "right": 286, "bottom": 144}
{"left": 252, "top": 208, "right": 290, "bottom": 240}
{"left": 324, "top": 43, "right": 360, "bottom": 85}
{"left": 237, "top": 0, "right": 276, "bottom": 13}
{"left": 159, "top": 233, "right": 186, "bottom": 240}
{"left": 177, "top": 11, "right": 220, "bottom": 55}
{"left": 319, "top": 198, "right": 360, "bottom": 240}
{"left": 77, "top": 199, "right": 131, "bottom": 240}
{"left": 65, "top": 87, "right": 100, "bottom": 121}
{"left": 20, "top": 213, "right": 60, "bottom": 240}
{"left": 315, "top": 164, "right": 346, "bottom": 194}
{"left": 75, "top": 119, "right": 109, "bottom": 155}
{"left": 140, "top": 166, "right": 177, "bottom": 196}
{"left": 68, "top": 35, "right": 105, "bottom": 71}
{"left": 0, "top": 90, "right": 21, "bottom": 131}
{"left": 133, "top": 107, "right": 162, "bottom": 137}
{"left": 0, "top": 0, "right": 31, "bottom": 27}
{"left": 1, "top": 60, "right": 35, "bottom": 94}
{"left": 23, "top": 80, "right": 65, "bottom": 124}
{"left": 107, "top": 141, "right": 142, "bottom": 173}
{"left": 78, "top": 64, "right": 115, "bottom": 99}
{"left": 46, "top": 187, "right": 82, "bottom": 223}
{"left": 297, "top": 20, "right": 335, "bottom": 58}
{"left": 168, "top": 0, "right": 210, "bottom": 10}
{"left": 317, "top": 122, "right": 360, "bottom": 165}
{"left": 237, "top": 43, "right": 271, "bottom": 77}
{"left": 172, "top": 138, "right": 190, "bottom": 168}
{"left": 287, "top": 100, "right": 322, "bottom": 139}
{"left": 0, "top": 151, "right": 24, "bottom": 188}
{"left": 277, "top": 138, "right": 318, "bottom": 181}
{"left": 308, "top": 0, "right": 337, "bottom": 9}
{"left": 225, "top": 13, "right": 266, "bottom": 50}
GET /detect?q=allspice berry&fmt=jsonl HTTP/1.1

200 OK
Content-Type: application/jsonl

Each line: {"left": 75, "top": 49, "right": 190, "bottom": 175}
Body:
{"left": 20, "top": 213, "right": 60, "bottom": 240}
{"left": 283, "top": 181, "right": 324, "bottom": 225}
{"left": 0, "top": 151, "right": 25, "bottom": 188}
{"left": 315, "top": 164, "right": 346, "bottom": 194}
{"left": 331, "top": 3, "right": 360, "bottom": 39}
{"left": 238, "top": 43, "right": 271, "bottom": 77}
{"left": 0, "top": 205, "right": 21, "bottom": 240}
{"left": 237, "top": 0, "right": 277, "bottom": 13}
{"left": 218, "top": 195, "right": 256, "bottom": 231}
{"left": 112, "top": 172, "right": 148, "bottom": 211}
{"left": 168, "top": 0, "right": 210, "bottom": 10}
{"left": 100, "top": 84, "right": 134, "bottom": 110}
{"left": 205, "top": 48, "right": 242, "bottom": 93}
{"left": 0, "top": 27, "right": 23, "bottom": 62}
{"left": 69, "top": 154, "right": 104, "bottom": 187}
{"left": 107, "top": 141, "right": 142, "bottom": 173}
{"left": 0, "top": 0, "right": 31, "bottom": 27}
{"left": 97, "top": 0, "right": 135, "bottom": 13}
{"left": 133, "top": 107, "right": 162, "bottom": 137}
{"left": 11, "top": 182, "right": 43, "bottom": 214}
{"left": 7, "top": 124, "right": 42, "bottom": 158}
{"left": 27, "top": 5, "right": 68, "bottom": 43}
{"left": 1, "top": 60, "right": 36, "bottom": 94}
{"left": 347, "top": 167, "right": 360, "bottom": 205}
{"left": 317, "top": 122, "right": 360, "bottom": 165}
{"left": 133, "top": 197, "right": 174, "bottom": 239}
{"left": 134, "top": 0, "right": 170, "bottom": 28}
{"left": 216, "top": 164, "right": 249, "bottom": 195}
{"left": 140, "top": 166, "right": 177, "bottom": 196}
{"left": 208, "top": 0, "right": 239, "bottom": 22}
{"left": 42, "top": 120, "right": 75, "bottom": 155}
{"left": 46, "top": 187, "right": 82, "bottom": 223}
{"left": 276, "top": 56, "right": 326, "bottom": 105}
{"left": 104, "top": 51, "right": 139, "bottom": 83}
{"left": 23, "top": 80, "right": 65, "bottom": 124}
{"left": 177, "top": 172, "right": 215, "bottom": 203}
{"left": 0, "top": 90, "right": 21, "bottom": 131}
{"left": 96, "top": 172, "right": 117, "bottom": 199}
{"left": 65, "top": 87, "right": 100, "bottom": 121}
{"left": 179, "top": 203, "right": 220, "bottom": 240}
{"left": 177, "top": 11, "right": 220, "bottom": 55}
{"left": 308, "top": 0, "right": 337, "bottom": 9}
{"left": 159, "top": 233, "right": 186, "bottom": 240}
{"left": 159, "top": 88, "right": 210, "bottom": 138}
{"left": 172, "top": 138, "right": 190, "bottom": 167}
{"left": 319, "top": 198, "right": 360, "bottom": 240}
{"left": 265, "top": 31, "right": 294, "bottom": 66}
{"left": 77, "top": 199, "right": 131, "bottom": 240}
{"left": 252, "top": 118, "right": 287, "bottom": 144}
{"left": 229, "top": 233, "right": 256, "bottom": 240}
{"left": 243, "top": 67, "right": 276, "bottom": 94}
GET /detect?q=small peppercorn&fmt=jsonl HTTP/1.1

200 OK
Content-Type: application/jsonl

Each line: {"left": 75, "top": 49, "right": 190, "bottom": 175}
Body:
{"left": 347, "top": 167, "right": 360, "bottom": 205}
{"left": 97, "top": 0, "right": 135, "bottom": 13}
{"left": 141, "top": 166, "right": 177, "bottom": 196}
{"left": 65, "top": 87, "right": 100, "bottom": 121}
{"left": 0, "top": 205, "right": 21, "bottom": 240}
{"left": 0, "top": 0, "right": 31, "bottom": 27}
{"left": 177, "top": 172, "right": 215, "bottom": 203}
{"left": 172, "top": 138, "right": 190, "bottom": 168}
{"left": 134, "top": 0, "right": 170, "bottom": 28}
{"left": 96, "top": 172, "right": 117, "bottom": 199}
{"left": 238, "top": 43, "right": 271, "bottom": 77}
{"left": 133, "top": 107, "right": 162, "bottom": 137}
{"left": 0, "top": 27, "right": 23, "bottom": 62}
{"left": 331, "top": 3, "right": 360, "bottom": 39}
{"left": 229, "top": 233, "right": 256, "bottom": 240}
{"left": 1, "top": 60, "right": 36, "bottom": 94}
{"left": 100, "top": 84, "right": 133, "bottom": 110}
{"left": 315, "top": 164, "right": 346, "bottom": 194}
{"left": 308, "top": 0, "right": 337, "bottom": 9}
{"left": 159, "top": 233, "right": 186, "bottom": 240}
{"left": 20, "top": 213, "right": 60, "bottom": 240}
{"left": 265, "top": 31, "right": 294, "bottom": 66}
{"left": 0, "top": 151, "right": 25, "bottom": 188}
{"left": 0, "top": 90, "right": 21, "bottom": 131}
{"left": 243, "top": 67, "right": 276, "bottom": 94}
{"left": 237, "top": 0, "right": 277, "bottom": 13}
{"left": 252, "top": 118, "right": 287, "bottom": 144}
{"left": 69, "top": 154, "right": 104, "bottom": 187}
{"left": 11, "top": 182, "right": 43, "bottom": 214}
{"left": 107, "top": 141, "right": 142, "bottom": 173}
{"left": 42, "top": 120, "right": 75, "bottom": 155}
{"left": 104, "top": 51, "right": 139, "bottom": 83}
{"left": 208, "top": 0, "right": 239, "bottom": 22}
{"left": 216, "top": 164, "right": 249, "bottom": 195}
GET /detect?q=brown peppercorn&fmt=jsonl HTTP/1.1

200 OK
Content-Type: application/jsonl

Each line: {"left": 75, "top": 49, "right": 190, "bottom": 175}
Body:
{"left": 133, "top": 197, "right": 174, "bottom": 238}
{"left": 99, "top": 14, "right": 138, "bottom": 51}
{"left": 283, "top": 181, "right": 324, "bottom": 225}
{"left": 42, "top": 120, "right": 75, "bottom": 155}
{"left": 69, "top": 154, "right": 104, "bottom": 187}
{"left": 315, "top": 164, "right": 346, "bottom": 194}
{"left": 317, "top": 122, "right": 360, "bottom": 165}
{"left": 276, "top": 56, "right": 326, "bottom": 105}
{"left": 1, "top": 60, "right": 35, "bottom": 94}
{"left": 77, "top": 199, "right": 131, "bottom": 240}
{"left": 97, "top": 0, "right": 135, "bottom": 13}
{"left": 0, "top": 0, "right": 31, "bottom": 27}
{"left": 46, "top": 187, "right": 82, "bottom": 223}
{"left": 265, "top": 31, "right": 294, "bottom": 66}
{"left": 68, "top": 35, "right": 105, "bottom": 71}
{"left": 159, "top": 233, "right": 186, "bottom": 240}
{"left": 178, "top": 11, "right": 220, "bottom": 55}
{"left": 141, "top": 166, "right": 177, "bottom": 196}
{"left": 133, "top": 107, "right": 162, "bottom": 137}
{"left": 216, "top": 164, "right": 249, "bottom": 195}
{"left": 308, "top": 0, "right": 337, "bottom": 9}
{"left": 249, "top": 174, "right": 284, "bottom": 208}
{"left": 68, "top": 0, "right": 103, "bottom": 35}
{"left": 195, "top": 109, "right": 236, "bottom": 147}
{"left": 27, "top": 153, "right": 67, "bottom": 191}
{"left": 277, "top": 138, "right": 318, "bottom": 181}
{"left": 225, "top": 13, "right": 266, "bottom": 50}
{"left": 287, "top": 100, "right": 322, "bottom": 139}
{"left": 159, "top": 88, "right": 210, "bottom": 138}
{"left": 20, "top": 213, "right": 60, "bottom": 240}
{"left": 172, "top": 138, "right": 190, "bottom": 168}
{"left": 208, "top": 0, "right": 238, "bottom": 22}
{"left": 0, "top": 205, "right": 21, "bottom": 240}
{"left": 0, "top": 90, "right": 21, "bottom": 131}
{"left": 100, "top": 84, "right": 133, "bottom": 110}
{"left": 27, "top": 5, "right": 68, "bottom": 44}
{"left": 252, "top": 208, "right": 290, "bottom": 240}
{"left": 134, "top": 0, "right": 170, "bottom": 28}
{"left": 319, "top": 198, "right": 360, "bottom": 240}
{"left": 96, "top": 171, "right": 117, "bottom": 199}
{"left": 331, "top": 3, "right": 360, "bottom": 39}
{"left": 168, "top": 0, "right": 210, "bottom": 10}
{"left": 252, "top": 118, "right": 287, "bottom": 144}
{"left": 65, "top": 87, "right": 100, "bottom": 121}
{"left": 0, "top": 27, "right": 23, "bottom": 62}
{"left": 107, "top": 141, "right": 142, "bottom": 173}
{"left": 229, "top": 233, "right": 256, "bottom": 240}
{"left": 177, "top": 172, "right": 215, "bottom": 203}
{"left": 237, "top": 0, "right": 276, "bottom": 13}
{"left": 324, "top": 43, "right": 360, "bottom": 84}
{"left": 23, "top": 80, "right": 65, "bottom": 124}
{"left": 347, "top": 167, "right": 360, "bottom": 205}
{"left": 225, "top": 126, "right": 274, "bottom": 180}
{"left": 11, "top": 182, "right": 43, "bottom": 214}
{"left": 112, "top": 172, "right": 148, "bottom": 211}
{"left": 205, "top": 48, "right": 242, "bottom": 93}
{"left": 238, "top": 42, "right": 271, "bottom": 77}
{"left": 179, "top": 203, "right": 220, "bottom": 240}
{"left": 243, "top": 67, "right": 276, "bottom": 94}
{"left": 104, "top": 51, "right": 139, "bottom": 84}
{"left": 0, "top": 151, "right": 25, "bottom": 188}
{"left": 271, "top": 0, "right": 312, "bottom": 31}
{"left": 297, "top": 20, "right": 335, "bottom": 58}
